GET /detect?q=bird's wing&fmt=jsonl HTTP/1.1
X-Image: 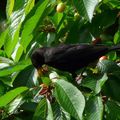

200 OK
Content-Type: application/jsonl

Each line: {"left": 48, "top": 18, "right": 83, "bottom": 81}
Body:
{"left": 44, "top": 44, "right": 93, "bottom": 63}
{"left": 44, "top": 44, "right": 109, "bottom": 72}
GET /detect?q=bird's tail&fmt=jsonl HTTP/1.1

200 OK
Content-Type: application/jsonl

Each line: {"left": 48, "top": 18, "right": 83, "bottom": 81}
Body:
{"left": 109, "top": 44, "right": 120, "bottom": 51}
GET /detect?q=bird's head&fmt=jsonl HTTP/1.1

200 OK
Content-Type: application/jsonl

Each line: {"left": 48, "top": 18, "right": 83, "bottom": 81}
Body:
{"left": 31, "top": 48, "right": 46, "bottom": 76}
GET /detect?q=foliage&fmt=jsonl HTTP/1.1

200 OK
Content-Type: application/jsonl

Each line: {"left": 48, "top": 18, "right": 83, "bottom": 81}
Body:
{"left": 0, "top": 0, "right": 120, "bottom": 119}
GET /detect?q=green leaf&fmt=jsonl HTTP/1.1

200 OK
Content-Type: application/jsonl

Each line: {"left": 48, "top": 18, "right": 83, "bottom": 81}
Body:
{"left": 11, "top": 43, "right": 24, "bottom": 62}
{"left": 0, "top": 75, "right": 17, "bottom": 87}
{"left": 13, "top": 66, "right": 39, "bottom": 88}
{"left": 0, "top": 87, "right": 28, "bottom": 107}
{"left": 20, "top": 0, "right": 49, "bottom": 52}
{"left": 52, "top": 102, "right": 70, "bottom": 120}
{"left": 20, "top": 102, "right": 37, "bottom": 112}
{"left": 6, "top": 0, "right": 15, "bottom": 18}
{"left": 81, "top": 73, "right": 108, "bottom": 94}
{"left": 0, "top": 56, "right": 13, "bottom": 64}
{"left": 6, "top": 95, "right": 25, "bottom": 114}
{"left": 24, "top": 0, "right": 35, "bottom": 15}
{"left": 41, "top": 77, "right": 51, "bottom": 86}
{"left": 4, "top": 9, "right": 25, "bottom": 57}
{"left": 108, "top": 51, "right": 117, "bottom": 61}
{"left": 90, "top": 10, "right": 117, "bottom": 36}
{"left": 85, "top": 96, "right": 103, "bottom": 120}
{"left": 13, "top": 0, "right": 34, "bottom": 13}
{"left": 46, "top": 99, "right": 53, "bottom": 120}
{"left": 51, "top": 13, "right": 63, "bottom": 28}
{"left": 65, "top": 17, "right": 92, "bottom": 44}
{"left": 72, "top": 0, "right": 98, "bottom": 22}
{"left": 97, "top": 60, "right": 120, "bottom": 73}
{"left": 33, "top": 98, "right": 47, "bottom": 120}
{"left": 0, "top": 50, "right": 6, "bottom": 57}
{"left": 0, "top": 59, "right": 31, "bottom": 77}
{"left": 0, "top": 29, "right": 8, "bottom": 49}
{"left": 103, "top": 0, "right": 120, "bottom": 9}
{"left": 103, "top": 74, "right": 120, "bottom": 102}
{"left": 0, "top": 81, "right": 6, "bottom": 97}
{"left": 114, "top": 30, "right": 120, "bottom": 44}
{"left": 47, "top": 33, "right": 56, "bottom": 46}
{"left": 5, "top": 0, "right": 35, "bottom": 57}
{"left": 105, "top": 100, "right": 120, "bottom": 120}
{"left": 54, "top": 80, "right": 85, "bottom": 120}
{"left": 81, "top": 74, "right": 97, "bottom": 91}
{"left": 95, "top": 73, "right": 108, "bottom": 94}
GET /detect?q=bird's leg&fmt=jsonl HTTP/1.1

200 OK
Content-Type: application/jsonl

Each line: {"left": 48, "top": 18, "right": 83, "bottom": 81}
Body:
{"left": 71, "top": 72, "right": 77, "bottom": 79}
{"left": 75, "top": 68, "right": 86, "bottom": 84}
{"left": 71, "top": 72, "right": 80, "bottom": 86}
{"left": 71, "top": 71, "right": 84, "bottom": 86}
{"left": 80, "top": 68, "right": 86, "bottom": 76}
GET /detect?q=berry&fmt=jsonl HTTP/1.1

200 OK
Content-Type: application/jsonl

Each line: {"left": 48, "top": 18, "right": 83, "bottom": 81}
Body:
{"left": 74, "top": 12, "right": 80, "bottom": 19}
{"left": 99, "top": 56, "right": 108, "bottom": 61}
{"left": 56, "top": 2, "right": 66, "bottom": 13}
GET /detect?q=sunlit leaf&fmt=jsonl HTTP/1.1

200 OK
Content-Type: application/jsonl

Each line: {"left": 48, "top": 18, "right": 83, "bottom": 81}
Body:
{"left": 0, "top": 59, "right": 31, "bottom": 77}
{"left": 6, "top": 0, "right": 14, "bottom": 18}
{"left": 20, "top": 0, "right": 49, "bottom": 52}
{"left": 4, "top": 9, "right": 25, "bottom": 57}
{"left": 72, "top": 0, "right": 98, "bottom": 22}
{"left": 11, "top": 43, "right": 24, "bottom": 62}
{"left": 5, "top": 0, "right": 35, "bottom": 57}
{"left": 6, "top": 95, "right": 25, "bottom": 114}
{"left": 0, "top": 87, "right": 28, "bottom": 107}
{"left": 54, "top": 79, "right": 85, "bottom": 120}
{"left": 0, "top": 56, "right": 13, "bottom": 64}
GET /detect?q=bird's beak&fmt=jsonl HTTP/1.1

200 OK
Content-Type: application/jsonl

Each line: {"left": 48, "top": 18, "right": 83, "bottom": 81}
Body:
{"left": 37, "top": 67, "right": 44, "bottom": 76}
{"left": 37, "top": 65, "right": 49, "bottom": 76}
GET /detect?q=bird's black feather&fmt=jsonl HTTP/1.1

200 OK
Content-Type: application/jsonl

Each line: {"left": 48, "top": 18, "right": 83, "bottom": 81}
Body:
{"left": 31, "top": 44, "right": 120, "bottom": 73}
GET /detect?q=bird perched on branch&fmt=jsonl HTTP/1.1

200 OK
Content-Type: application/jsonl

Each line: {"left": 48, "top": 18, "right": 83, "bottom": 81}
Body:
{"left": 31, "top": 44, "right": 120, "bottom": 77}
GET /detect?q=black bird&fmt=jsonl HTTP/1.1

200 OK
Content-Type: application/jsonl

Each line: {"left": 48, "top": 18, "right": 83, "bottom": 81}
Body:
{"left": 31, "top": 44, "right": 120, "bottom": 76}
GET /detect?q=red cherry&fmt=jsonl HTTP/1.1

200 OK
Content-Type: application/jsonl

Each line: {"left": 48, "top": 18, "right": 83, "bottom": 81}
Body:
{"left": 92, "top": 37, "right": 102, "bottom": 45}
{"left": 39, "top": 84, "right": 48, "bottom": 95}
{"left": 99, "top": 56, "right": 108, "bottom": 61}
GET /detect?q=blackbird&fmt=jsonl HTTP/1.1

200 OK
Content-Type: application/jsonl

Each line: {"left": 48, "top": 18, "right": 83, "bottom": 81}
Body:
{"left": 31, "top": 44, "right": 120, "bottom": 76}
